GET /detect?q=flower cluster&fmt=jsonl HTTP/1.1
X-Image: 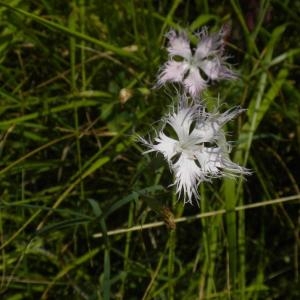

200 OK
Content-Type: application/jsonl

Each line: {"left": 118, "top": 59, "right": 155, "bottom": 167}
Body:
{"left": 140, "top": 26, "right": 249, "bottom": 204}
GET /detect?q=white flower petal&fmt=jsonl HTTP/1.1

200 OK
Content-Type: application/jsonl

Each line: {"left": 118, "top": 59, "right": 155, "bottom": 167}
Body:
{"left": 220, "top": 152, "right": 251, "bottom": 177}
{"left": 195, "top": 147, "right": 223, "bottom": 175}
{"left": 217, "top": 107, "right": 245, "bottom": 125}
{"left": 173, "top": 154, "right": 203, "bottom": 204}
{"left": 192, "top": 120, "right": 220, "bottom": 142}
{"left": 195, "top": 146, "right": 250, "bottom": 178}
{"left": 152, "top": 132, "right": 178, "bottom": 162}
{"left": 167, "top": 107, "right": 195, "bottom": 141}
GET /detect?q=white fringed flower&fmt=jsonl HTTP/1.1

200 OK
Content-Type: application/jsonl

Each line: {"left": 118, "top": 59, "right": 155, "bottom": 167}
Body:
{"left": 157, "top": 27, "right": 236, "bottom": 98}
{"left": 140, "top": 104, "right": 249, "bottom": 204}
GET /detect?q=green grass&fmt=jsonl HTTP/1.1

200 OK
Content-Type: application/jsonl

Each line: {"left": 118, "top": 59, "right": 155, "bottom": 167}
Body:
{"left": 0, "top": 0, "right": 299, "bottom": 299}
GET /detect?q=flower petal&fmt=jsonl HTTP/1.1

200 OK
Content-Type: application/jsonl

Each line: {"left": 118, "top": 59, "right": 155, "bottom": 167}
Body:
{"left": 157, "top": 61, "right": 189, "bottom": 86}
{"left": 173, "top": 153, "right": 203, "bottom": 204}
{"left": 200, "top": 59, "right": 222, "bottom": 80}
{"left": 152, "top": 132, "right": 178, "bottom": 162}
{"left": 167, "top": 107, "right": 195, "bottom": 141}
{"left": 195, "top": 36, "right": 214, "bottom": 59}
{"left": 166, "top": 30, "right": 192, "bottom": 60}
{"left": 183, "top": 67, "right": 207, "bottom": 98}
{"left": 192, "top": 120, "right": 220, "bottom": 142}
{"left": 194, "top": 28, "right": 224, "bottom": 59}
{"left": 217, "top": 106, "right": 245, "bottom": 125}
{"left": 195, "top": 147, "right": 223, "bottom": 175}
{"left": 195, "top": 147, "right": 250, "bottom": 178}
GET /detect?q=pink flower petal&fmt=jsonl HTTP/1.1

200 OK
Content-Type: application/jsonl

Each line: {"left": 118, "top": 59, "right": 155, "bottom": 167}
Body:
{"left": 166, "top": 30, "right": 192, "bottom": 60}
{"left": 183, "top": 67, "right": 207, "bottom": 98}
{"left": 157, "top": 61, "right": 189, "bottom": 85}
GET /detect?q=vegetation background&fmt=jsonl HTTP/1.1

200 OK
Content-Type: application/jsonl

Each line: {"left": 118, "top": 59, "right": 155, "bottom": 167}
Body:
{"left": 0, "top": 0, "right": 299, "bottom": 299}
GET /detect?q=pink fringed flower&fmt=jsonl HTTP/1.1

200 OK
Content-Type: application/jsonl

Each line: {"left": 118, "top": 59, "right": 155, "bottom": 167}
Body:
{"left": 157, "top": 27, "right": 236, "bottom": 98}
